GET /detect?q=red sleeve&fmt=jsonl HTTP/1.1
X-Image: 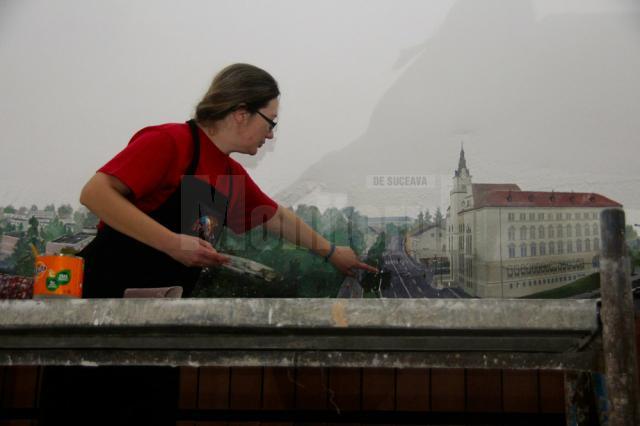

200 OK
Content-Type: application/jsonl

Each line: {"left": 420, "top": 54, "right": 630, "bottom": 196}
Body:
{"left": 98, "top": 129, "right": 178, "bottom": 200}
{"left": 226, "top": 163, "right": 278, "bottom": 234}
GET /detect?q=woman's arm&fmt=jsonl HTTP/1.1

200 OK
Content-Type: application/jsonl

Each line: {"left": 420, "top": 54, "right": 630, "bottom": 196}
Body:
{"left": 264, "top": 204, "right": 377, "bottom": 276}
{"left": 79, "top": 172, "right": 229, "bottom": 267}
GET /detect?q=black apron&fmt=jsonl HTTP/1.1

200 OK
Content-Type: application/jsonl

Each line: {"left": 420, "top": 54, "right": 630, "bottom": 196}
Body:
{"left": 40, "top": 121, "right": 233, "bottom": 424}
{"left": 78, "top": 119, "right": 232, "bottom": 298}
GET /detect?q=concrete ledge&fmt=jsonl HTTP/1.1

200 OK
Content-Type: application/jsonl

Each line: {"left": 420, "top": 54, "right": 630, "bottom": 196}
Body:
{"left": 0, "top": 298, "right": 602, "bottom": 369}
{"left": 0, "top": 298, "right": 598, "bottom": 330}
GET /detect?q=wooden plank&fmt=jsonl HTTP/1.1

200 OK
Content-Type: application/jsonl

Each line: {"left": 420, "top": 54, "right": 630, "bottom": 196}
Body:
{"left": 361, "top": 368, "right": 395, "bottom": 411}
{"left": 328, "top": 367, "right": 361, "bottom": 412}
{"left": 262, "top": 367, "right": 295, "bottom": 410}
{"left": 0, "top": 366, "right": 39, "bottom": 409}
{"left": 199, "top": 367, "right": 230, "bottom": 409}
{"left": 191, "top": 422, "right": 227, "bottom": 426}
{"left": 539, "top": 370, "right": 564, "bottom": 413}
{"left": 229, "top": 367, "right": 262, "bottom": 410}
{"left": 502, "top": 370, "right": 539, "bottom": 413}
{"left": 466, "top": 369, "right": 502, "bottom": 413}
{"left": 396, "top": 368, "right": 429, "bottom": 412}
{"left": 0, "top": 366, "right": 5, "bottom": 404}
{"left": 294, "top": 367, "right": 328, "bottom": 410}
{"left": 256, "top": 423, "right": 293, "bottom": 426}
{"left": 431, "top": 369, "right": 465, "bottom": 412}
{"left": 179, "top": 367, "right": 199, "bottom": 410}
{"left": 636, "top": 315, "right": 640, "bottom": 382}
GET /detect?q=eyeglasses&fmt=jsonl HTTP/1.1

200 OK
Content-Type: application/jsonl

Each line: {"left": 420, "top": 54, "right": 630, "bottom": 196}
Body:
{"left": 255, "top": 111, "right": 277, "bottom": 131}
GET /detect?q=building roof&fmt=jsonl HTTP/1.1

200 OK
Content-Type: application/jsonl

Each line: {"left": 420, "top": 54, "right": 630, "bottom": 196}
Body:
{"left": 469, "top": 184, "right": 621, "bottom": 209}
{"left": 472, "top": 183, "right": 522, "bottom": 206}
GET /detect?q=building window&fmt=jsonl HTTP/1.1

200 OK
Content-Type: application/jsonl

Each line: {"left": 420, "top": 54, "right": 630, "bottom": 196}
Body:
{"left": 466, "top": 235, "right": 472, "bottom": 255}
{"left": 520, "top": 213, "right": 526, "bottom": 221}
{"left": 459, "top": 236, "right": 464, "bottom": 250}
{"left": 508, "top": 213, "right": 515, "bottom": 221}
{"left": 529, "top": 213, "right": 535, "bottom": 221}
{"left": 575, "top": 223, "right": 582, "bottom": 237}
{"left": 508, "top": 226, "right": 516, "bottom": 241}
{"left": 538, "top": 225, "right": 545, "bottom": 239}
{"left": 508, "top": 244, "right": 516, "bottom": 258}
{"left": 548, "top": 213, "right": 553, "bottom": 221}
{"left": 566, "top": 224, "right": 572, "bottom": 238}
{"left": 520, "top": 226, "right": 527, "bottom": 240}
{"left": 538, "top": 213, "right": 545, "bottom": 221}
{"left": 583, "top": 212, "right": 589, "bottom": 220}
{"left": 557, "top": 225, "right": 563, "bottom": 238}
{"left": 585, "top": 239, "right": 591, "bottom": 251}
{"left": 584, "top": 223, "right": 590, "bottom": 236}
{"left": 529, "top": 226, "right": 536, "bottom": 240}
{"left": 548, "top": 225, "right": 555, "bottom": 238}
{"left": 558, "top": 241, "right": 564, "bottom": 254}
{"left": 565, "top": 213, "right": 571, "bottom": 220}
{"left": 592, "top": 223, "right": 598, "bottom": 237}
{"left": 530, "top": 242, "right": 537, "bottom": 257}
{"left": 540, "top": 242, "right": 546, "bottom": 256}
{"left": 567, "top": 240, "right": 573, "bottom": 253}
{"left": 520, "top": 243, "right": 527, "bottom": 257}
{"left": 594, "top": 238, "right": 600, "bottom": 251}
{"left": 576, "top": 239, "right": 582, "bottom": 252}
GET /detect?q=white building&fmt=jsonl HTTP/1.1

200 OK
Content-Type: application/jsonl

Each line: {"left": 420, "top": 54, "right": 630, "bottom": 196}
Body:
{"left": 445, "top": 148, "right": 621, "bottom": 298}
{"left": 407, "top": 224, "right": 447, "bottom": 260}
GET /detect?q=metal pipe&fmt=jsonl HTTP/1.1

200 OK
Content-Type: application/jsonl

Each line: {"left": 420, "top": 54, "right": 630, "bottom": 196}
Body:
{"left": 599, "top": 208, "right": 640, "bottom": 425}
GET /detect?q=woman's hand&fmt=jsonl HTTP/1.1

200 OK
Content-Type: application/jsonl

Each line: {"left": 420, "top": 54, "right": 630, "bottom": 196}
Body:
{"left": 329, "top": 246, "right": 378, "bottom": 277}
{"left": 162, "top": 233, "right": 231, "bottom": 268}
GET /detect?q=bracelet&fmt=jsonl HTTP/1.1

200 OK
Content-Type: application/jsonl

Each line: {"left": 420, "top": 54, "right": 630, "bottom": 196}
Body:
{"left": 324, "top": 244, "right": 336, "bottom": 263}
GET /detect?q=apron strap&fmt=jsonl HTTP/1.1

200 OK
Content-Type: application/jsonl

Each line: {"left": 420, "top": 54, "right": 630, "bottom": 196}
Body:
{"left": 186, "top": 119, "right": 233, "bottom": 230}
{"left": 185, "top": 119, "right": 201, "bottom": 176}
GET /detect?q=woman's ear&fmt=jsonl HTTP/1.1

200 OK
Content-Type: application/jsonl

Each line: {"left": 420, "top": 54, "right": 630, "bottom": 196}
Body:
{"left": 231, "top": 105, "right": 249, "bottom": 125}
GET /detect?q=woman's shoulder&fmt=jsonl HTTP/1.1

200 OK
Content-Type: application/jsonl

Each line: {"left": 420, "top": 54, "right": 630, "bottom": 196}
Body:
{"left": 130, "top": 122, "right": 191, "bottom": 144}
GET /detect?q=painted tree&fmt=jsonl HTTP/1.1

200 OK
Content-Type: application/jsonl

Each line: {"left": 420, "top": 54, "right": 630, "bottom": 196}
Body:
{"left": 42, "top": 217, "right": 69, "bottom": 242}
{"left": 424, "top": 209, "right": 433, "bottom": 226}
{"left": 57, "top": 204, "right": 73, "bottom": 219}
{"left": 417, "top": 211, "right": 425, "bottom": 231}
{"left": 434, "top": 207, "right": 444, "bottom": 227}
{"left": 9, "top": 217, "right": 44, "bottom": 277}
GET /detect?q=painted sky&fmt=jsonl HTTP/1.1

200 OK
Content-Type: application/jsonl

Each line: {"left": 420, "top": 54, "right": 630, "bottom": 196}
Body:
{"left": 1, "top": 0, "right": 639, "bottom": 222}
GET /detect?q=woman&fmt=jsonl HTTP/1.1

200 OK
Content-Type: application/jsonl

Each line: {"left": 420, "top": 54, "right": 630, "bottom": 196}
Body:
{"left": 79, "top": 63, "right": 376, "bottom": 297}
{"left": 40, "top": 64, "right": 378, "bottom": 425}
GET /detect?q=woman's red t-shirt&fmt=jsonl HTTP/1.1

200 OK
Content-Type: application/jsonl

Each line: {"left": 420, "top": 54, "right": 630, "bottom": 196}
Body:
{"left": 98, "top": 123, "right": 278, "bottom": 234}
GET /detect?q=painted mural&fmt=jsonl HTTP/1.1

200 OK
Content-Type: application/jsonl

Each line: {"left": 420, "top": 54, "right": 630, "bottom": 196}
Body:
{"left": 1, "top": 1, "right": 639, "bottom": 300}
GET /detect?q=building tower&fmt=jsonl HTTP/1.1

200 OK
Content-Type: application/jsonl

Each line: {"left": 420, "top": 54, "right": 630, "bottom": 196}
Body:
{"left": 448, "top": 145, "right": 473, "bottom": 286}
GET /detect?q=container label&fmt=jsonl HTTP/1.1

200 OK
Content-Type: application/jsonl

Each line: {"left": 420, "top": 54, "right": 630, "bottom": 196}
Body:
{"left": 45, "top": 270, "right": 72, "bottom": 291}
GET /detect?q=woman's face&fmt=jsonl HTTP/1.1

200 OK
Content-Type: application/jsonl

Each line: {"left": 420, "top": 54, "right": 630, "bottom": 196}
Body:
{"left": 236, "top": 98, "right": 279, "bottom": 155}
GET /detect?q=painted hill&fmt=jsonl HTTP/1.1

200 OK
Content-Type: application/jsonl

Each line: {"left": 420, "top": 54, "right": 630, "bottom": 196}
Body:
{"left": 276, "top": 0, "right": 640, "bottom": 217}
